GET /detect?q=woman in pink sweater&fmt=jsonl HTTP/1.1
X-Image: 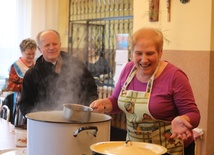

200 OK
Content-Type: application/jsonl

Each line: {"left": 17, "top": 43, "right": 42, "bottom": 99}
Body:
{"left": 90, "top": 27, "right": 200, "bottom": 155}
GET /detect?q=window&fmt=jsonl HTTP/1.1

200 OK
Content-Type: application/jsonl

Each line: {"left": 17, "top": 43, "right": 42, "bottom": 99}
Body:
{"left": 0, "top": 1, "right": 19, "bottom": 89}
{"left": 0, "top": 0, "right": 33, "bottom": 90}
{"left": 0, "top": 0, "right": 59, "bottom": 90}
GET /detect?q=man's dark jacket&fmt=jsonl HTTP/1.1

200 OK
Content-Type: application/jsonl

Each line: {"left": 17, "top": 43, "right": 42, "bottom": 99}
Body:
{"left": 20, "top": 51, "right": 98, "bottom": 116}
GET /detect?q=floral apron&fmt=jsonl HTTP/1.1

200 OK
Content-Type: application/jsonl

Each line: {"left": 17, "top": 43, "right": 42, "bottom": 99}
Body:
{"left": 118, "top": 66, "right": 184, "bottom": 155}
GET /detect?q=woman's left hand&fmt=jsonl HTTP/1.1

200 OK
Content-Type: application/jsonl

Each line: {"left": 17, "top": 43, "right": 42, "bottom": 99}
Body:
{"left": 170, "top": 115, "right": 193, "bottom": 141}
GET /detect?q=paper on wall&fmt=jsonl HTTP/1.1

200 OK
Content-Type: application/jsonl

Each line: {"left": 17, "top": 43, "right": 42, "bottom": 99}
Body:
{"left": 115, "top": 50, "right": 129, "bottom": 63}
{"left": 116, "top": 34, "right": 129, "bottom": 50}
{"left": 113, "top": 63, "right": 126, "bottom": 86}
{"left": 114, "top": 33, "right": 129, "bottom": 86}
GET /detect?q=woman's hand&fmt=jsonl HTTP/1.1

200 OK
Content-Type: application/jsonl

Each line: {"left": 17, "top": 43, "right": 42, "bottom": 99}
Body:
{"left": 90, "top": 98, "right": 112, "bottom": 113}
{"left": 170, "top": 115, "right": 193, "bottom": 141}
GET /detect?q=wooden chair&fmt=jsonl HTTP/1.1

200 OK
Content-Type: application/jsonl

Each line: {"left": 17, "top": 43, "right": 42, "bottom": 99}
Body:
{"left": 0, "top": 105, "right": 10, "bottom": 121}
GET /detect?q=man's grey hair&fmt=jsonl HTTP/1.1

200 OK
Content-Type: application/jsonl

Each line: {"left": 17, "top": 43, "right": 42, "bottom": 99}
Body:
{"left": 36, "top": 29, "right": 61, "bottom": 45}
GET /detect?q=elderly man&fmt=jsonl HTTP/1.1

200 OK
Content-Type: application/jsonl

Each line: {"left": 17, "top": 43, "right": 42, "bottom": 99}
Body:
{"left": 20, "top": 29, "right": 98, "bottom": 116}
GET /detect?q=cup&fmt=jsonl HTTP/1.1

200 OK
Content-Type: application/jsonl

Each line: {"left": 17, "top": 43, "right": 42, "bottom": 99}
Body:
{"left": 15, "top": 128, "right": 27, "bottom": 147}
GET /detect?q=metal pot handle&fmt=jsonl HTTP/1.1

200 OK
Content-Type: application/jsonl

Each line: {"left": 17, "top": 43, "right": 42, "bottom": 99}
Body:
{"left": 125, "top": 140, "right": 132, "bottom": 145}
{"left": 73, "top": 126, "right": 98, "bottom": 137}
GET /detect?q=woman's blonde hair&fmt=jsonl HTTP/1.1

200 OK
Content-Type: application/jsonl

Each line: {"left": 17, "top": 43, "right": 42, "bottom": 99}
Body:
{"left": 88, "top": 41, "right": 98, "bottom": 50}
{"left": 130, "top": 27, "right": 163, "bottom": 52}
{"left": 88, "top": 40, "right": 99, "bottom": 55}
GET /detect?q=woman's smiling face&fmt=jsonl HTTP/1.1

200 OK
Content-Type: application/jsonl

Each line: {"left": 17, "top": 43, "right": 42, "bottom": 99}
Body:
{"left": 130, "top": 28, "right": 164, "bottom": 78}
{"left": 132, "top": 38, "right": 162, "bottom": 76}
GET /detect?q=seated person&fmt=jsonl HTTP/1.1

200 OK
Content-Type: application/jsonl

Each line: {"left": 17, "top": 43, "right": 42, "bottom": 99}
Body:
{"left": 5, "top": 38, "right": 37, "bottom": 92}
{"left": 2, "top": 38, "right": 36, "bottom": 125}
{"left": 87, "top": 41, "right": 113, "bottom": 86}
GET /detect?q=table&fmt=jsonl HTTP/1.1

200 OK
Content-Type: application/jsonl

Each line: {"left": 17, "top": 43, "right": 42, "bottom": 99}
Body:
{"left": 0, "top": 118, "right": 16, "bottom": 150}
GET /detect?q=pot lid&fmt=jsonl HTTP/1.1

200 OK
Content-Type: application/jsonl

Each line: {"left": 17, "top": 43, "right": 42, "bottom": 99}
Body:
{"left": 90, "top": 141, "right": 167, "bottom": 155}
{"left": 0, "top": 148, "right": 26, "bottom": 155}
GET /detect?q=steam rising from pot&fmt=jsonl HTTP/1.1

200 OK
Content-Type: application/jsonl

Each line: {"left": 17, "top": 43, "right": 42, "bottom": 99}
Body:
{"left": 33, "top": 56, "right": 91, "bottom": 112}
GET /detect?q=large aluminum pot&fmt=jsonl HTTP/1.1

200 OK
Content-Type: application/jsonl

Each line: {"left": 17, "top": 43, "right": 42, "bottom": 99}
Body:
{"left": 26, "top": 111, "right": 111, "bottom": 155}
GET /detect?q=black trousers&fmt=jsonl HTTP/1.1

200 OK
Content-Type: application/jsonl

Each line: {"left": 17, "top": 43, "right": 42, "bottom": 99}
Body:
{"left": 184, "top": 141, "right": 195, "bottom": 155}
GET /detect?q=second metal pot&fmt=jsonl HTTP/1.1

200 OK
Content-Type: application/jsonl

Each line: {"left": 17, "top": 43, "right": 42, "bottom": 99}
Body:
{"left": 63, "top": 103, "right": 93, "bottom": 122}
